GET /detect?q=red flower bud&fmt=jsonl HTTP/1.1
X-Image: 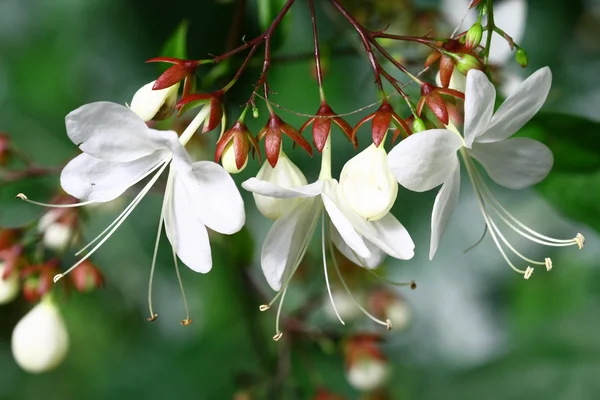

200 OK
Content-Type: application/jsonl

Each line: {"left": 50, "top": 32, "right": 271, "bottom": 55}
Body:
{"left": 69, "top": 260, "right": 104, "bottom": 293}
{"left": 353, "top": 101, "right": 411, "bottom": 146}
{"left": 257, "top": 114, "right": 312, "bottom": 168}
{"left": 146, "top": 57, "right": 200, "bottom": 92}
{"left": 299, "top": 103, "right": 355, "bottom": 152}
{"left": 215, "top": 120, "right": 260, "bottom": 173}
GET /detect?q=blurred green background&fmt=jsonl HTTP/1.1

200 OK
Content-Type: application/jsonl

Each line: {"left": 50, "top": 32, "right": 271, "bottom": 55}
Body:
{"left": 1, "top": 0, "right": 599, "bottom": 399}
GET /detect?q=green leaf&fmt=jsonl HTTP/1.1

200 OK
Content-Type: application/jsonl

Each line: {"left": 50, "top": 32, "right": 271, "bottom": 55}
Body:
{"left": 257, "top": 0, "right": 290, "bottom": 50}
{"left": 158, "top": 20, "right": 189, "bottom": 71}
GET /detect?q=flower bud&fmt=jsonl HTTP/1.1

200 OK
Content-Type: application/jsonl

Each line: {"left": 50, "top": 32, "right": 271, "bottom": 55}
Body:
{"left": 324, "top": 288, "right": 364, "bottom": 323}
{"left": 340, "top": 143, "right": 398, "bottom": 221}
{"left": 253, "top": 152, "right": 308, "bottom": 220}
{"left": 516, "top": 48, "right": 528, "bottom": 68}
{"left": 0, "top": 262, "right": 19, "bottom": 305}
{"left": 221, "top": 141, "right": 248, "bottom": 174}
{"left": 11, "top": 299, "right": 69, "bottom": 373}
{"left": 465, "top": 22, "right": 483, "bottom": 49}
{"left": 38, "top": 210, "right": 74, "bottom": 252}
{"left": 454, "top": 53, "right": 484, "bottom": 75}
{"left": 69, "top": 260, "right": 103, "bottom": 293}
{"left": 345, "top": 337, "right": 390, "bottom": 392}
{"left": 370, "top": 290, "right": 412, "bottom": 332}
{"left": 130, "top": 80, "right": 180, "bottom": 122}
{"left": 411, "top": 118, "right": 427, "bottom": 133}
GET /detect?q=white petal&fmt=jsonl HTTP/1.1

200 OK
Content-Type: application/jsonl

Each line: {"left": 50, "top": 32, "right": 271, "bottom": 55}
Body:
{"left": 477, "top": 67, "right": 552, "bottom": 143}
{"left": 469, "top": 138, "right": 553, "bottom": 189}
{"left": 60, "top": 152, "right": 167, "bottom": 202}
{"left": 442, "top": 0, "right": 477, "bottom": 31}
{"left": 364, "top": 213, "right": 415, "bottom": 260}
{"left": 242, "top": 178, "right": 323, "bottom": 199}
{"left": 129, "top": 81, "right": 180, "bottom": 122}
{"left": 321, "top": 181, "right": 370, "bottom": 259}
{"left": 66, "top": 102, "right": 175, "bottom": 162}
{"left": 178, "top": 161, "right": 245, "bottom": 235}
{"left": 164, "top": 173, "right": 212, "bottom": 273}
{"left": 388, "top": 129, "right": 462, "bottom": 192}
{"left": 435, "top": 69, "right": 467, "bottom": 92}
{"left": 261, "top": 198, "right": 321, "bottom": 290}
{"left": 464, "top": 70, "right": 496, "bottom": 148}
{"left": 429, "top": 164, "right": 460, "bottom": 259}
{"left": 330, "top": 224, "right": 387, "bottom": 269}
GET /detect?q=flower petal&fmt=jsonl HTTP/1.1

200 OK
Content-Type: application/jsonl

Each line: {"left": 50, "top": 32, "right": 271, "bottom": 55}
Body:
{"left": 242, "top": 178, "right": 323, "bottom": 199}
{"left": 178, "top": 161, "right": 245, "bottom": 235}
{"left": 363, "top": 213, "right": 415, "bottom": 260}
{"left": 469, "top": 138, "right": 553, "bottom": 189}
{"left": 321, "top": 181, "right": 370, "bottom": 259}
{"left": 464, "top": 70, "right": 496, "bottom": 147}
{"left": 477, "top": 67, "right": 552, "bottom": 143}
{"left": 261, "top": 198, "right": 321, "bottom": 290}
{"left": 60, "top": 152, "right": 168, "bottom": 202}
{"left": 388, "top": 129, "right": 462, "bottom": 192}
{"left": 66, "top": 102, "right": 176, "bottom": 162}
{"left": 330, "top": 223, "right": 387, "bottom": 269}
{"left": 164, "top": 173, "right": 212, "bottom": 273}
{"left": 429, "top": 164, "right": 460, "bottom": 259}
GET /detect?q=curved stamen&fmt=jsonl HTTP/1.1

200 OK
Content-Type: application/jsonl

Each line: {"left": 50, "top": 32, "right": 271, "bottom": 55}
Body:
{"left": 323, "top": 214, "right": 345, "bottom": 325}
{"left": 16, "top": 193, "right": 96, "bottom": 208}
{"left": 274, "top": 285, "right": 289, "bottom": 341}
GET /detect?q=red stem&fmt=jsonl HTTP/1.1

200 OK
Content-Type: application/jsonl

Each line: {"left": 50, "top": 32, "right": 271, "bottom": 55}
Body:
{"left": 309, "top": 0, "right": 326, "bottom": 103}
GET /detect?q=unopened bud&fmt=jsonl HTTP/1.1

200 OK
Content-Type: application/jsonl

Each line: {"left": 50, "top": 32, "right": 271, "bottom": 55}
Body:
{"left": 347, "top": 356, "right": 390, "bottom": 392}
{"left": 455, "top": 53, "right": 484, "bottom": 75}
{"left": 11, "top": 299, "right": 69, "bottom": 373}
{"left": 252, "top": 106, "right": 260, "bottom": 119}
{"left": 370, "top": 290, "right": 412, "bottom": 332}
{"left": 130, "top": 80, "right": 180, "bottom": 122}
{"left": 515, "top": 48, "right": 528, "bottom": 68}
{"left": 324, "top": 288, "right": 364, "bottom": 323}
{"left": 465, "top": 22, "right": 483, "bottom": 49}
{"left": 411, "top": 118, "right": 427, "bottom": 133}
{"left": 253, "top": 151, "right": 308, "bottom": 220}
{"left": 38, "top": 210, "right": 74, "bottom": 252}
{"left": 221, "top": 141, "right": 248, "bottom": 174}
{"left": 340, "top": 143, "right": 398, "bottom": 221}
{"left": 69, "top": 261, "right": 103, "bottom": 293}
{"left": 0, "top": 262, "right": 19, "bottom": 305}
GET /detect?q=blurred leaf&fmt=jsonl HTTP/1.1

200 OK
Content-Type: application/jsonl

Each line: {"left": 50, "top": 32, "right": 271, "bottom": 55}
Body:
{"left": 257, "top": 0, "right": 290, "bottom": 50}
{"left": 158, "top": 20, "right": 189, "bottom": 71}
{"left": 521, "top": 112, "right": 600, "bottom": 233}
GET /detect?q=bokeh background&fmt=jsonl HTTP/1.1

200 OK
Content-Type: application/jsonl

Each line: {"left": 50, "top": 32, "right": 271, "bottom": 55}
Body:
{"left": 1, "top": 0, "right": 599, "bottom": 399}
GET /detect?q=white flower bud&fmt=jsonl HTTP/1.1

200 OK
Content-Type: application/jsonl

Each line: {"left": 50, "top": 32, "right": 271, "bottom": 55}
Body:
{"left": 130, "top": 80, "right": 180, "bottom": 122}
{"left": 340, "top": 143, "right": 398, "bottom": 221}
{"left": 11, "top": 299, "right": 69, "bottom": 373}
{"left": 324, "top": 288, "right": 364, "bottom": 322}
{"left": 222, "top": 142, "right": 248, "bottom": 174}
{"left": 386, "top": 299, "right": 412, "bottom": 331}
{"left": 38, "top": 210, "right": 72, "bottom": 252}
{"left": 435, "top": 69, "right": 466, "bottom": 92}
{"left": 253, "top": 152, "right": 308, "bottom": 220}
{"left": 0, "top": 262, "right": 19, "bottom": 305}
{"left": 346, "top": 356, "right": 390, "bottom": 392}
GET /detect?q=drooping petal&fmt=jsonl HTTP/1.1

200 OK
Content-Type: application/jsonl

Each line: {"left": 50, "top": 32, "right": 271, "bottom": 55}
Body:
{"left": 469, "top": 138, "right": 553, "bottom": 189}
{"left": 177, "top": 161, "right": 245, "bottom": 235}
{"left": 429, "top": 164, "right": 460, "bottom": 259}
{"left": 66, "top": 102, "right": 172, "bottom": 162}
{"left": 242, "top": 178, "right": 323, "bottom": 199}
{"left": 388, "top": 129, "right": 462, "bottom": 192}
{"left": 476, "top": 67, "right": 552, "bottom": 143}
{"left": 261, "top": 198, "right": 322, "bottom": 291}
{"left": 164, "top": 173, "right": 212, "bottom": 273}
{"left": 464, "top": 70, "right": 496, "bottom": 147}
{"left": 363, "top": 213, "right": 415, "bottom": 260}
{"left": 330, "top": 223, "right": 387, "bottom": 269}
{"left": 321, "top": 181, "right": 370, "bottom": 259}
{"left": 60, "top": 152, "right": 168, "bottom": 202}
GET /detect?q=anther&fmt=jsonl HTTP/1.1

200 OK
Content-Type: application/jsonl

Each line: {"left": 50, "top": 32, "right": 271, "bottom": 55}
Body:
{"left": 53, "top": 274, "right": 64, "bottom": 283}
{"left": 545, "top": 257, "right": 553, "bottom": 271}
{"left": 259, "top": 304, "right": 270, "bottom": 312}
{"left": 386, "top": 319, "right": 393, "bottom": 330}
{"left": 524, "top": 266, "right": 534, "bottom": 280}
{"left": 147, "top": 314, "right": 158, "bottom": 322}
{"left": 16, "top": 193, "right": 27, "bottom": 200}
{"left": 273, "top": 332, "right": 283, "bottom": 341}
{"left": 410, "top": 281, "right": 417, "bottom": 290}
{"left": 180, "top": 319, "right": 192, "bottom": 326}
{"left": 575, "top": 233, "right": 585, "bottom": 250}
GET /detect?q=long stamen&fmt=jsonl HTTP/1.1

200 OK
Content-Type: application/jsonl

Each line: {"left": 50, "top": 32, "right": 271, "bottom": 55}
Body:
{"left": 16, "top": 193, "right": 96, "bottom": 208}
{"left": 172, "top": 245, "right": 191, "bottom": 326}
{"left": 328, "top": 238, "right": 391, "bottom": 330}
{"left": 273, "top": 285, "right": 288, "bottom": 341}
{"left": 322, "top": 214, "right": 345, "bottom": 325}
{"left": 75, "top": 160, "right": 170, "bottom": 256}
{"left": 470, "top": 164, "right": 581, "bottom": 247}
{"left": 53, "top": 162, "right": 170, "bottom": 283}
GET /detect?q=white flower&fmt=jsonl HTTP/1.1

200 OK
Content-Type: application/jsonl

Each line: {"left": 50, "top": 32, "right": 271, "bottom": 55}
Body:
{"left": 0, "top": 262, "right": 19, "bottom": 305}
{"left": 388, "top": 67, "right": 584, "bottom": 278}
{"left": 221, "top": 141, "right": 248, "bottom": 174}
{"left": 243, "top": 136, "right": 414, "bottom": 336}
{"left": 19, "top": 96, "right": 245, "bottom": 319}
{"left": 346, "top": 357, "right": 390, "bottom": 392}
{"left": 252, "top": 151, "right": 308, "bottom": 220}
{"left": 129, "top": 80, "right": 180, "bottom": 122}
{"left": 38, "top": 209, "right": 74, "bottom": 252}
{"left": 11, "top": 299, "right": 69, "bottom": 373}
{"left": 339, "top": 143, "right": 398, "bottom": 221}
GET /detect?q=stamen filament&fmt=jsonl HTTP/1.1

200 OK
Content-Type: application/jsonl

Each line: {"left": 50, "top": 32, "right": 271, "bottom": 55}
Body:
{"left": 274, "top": 285, "right": 288, "bottom": 341}
{"left": 322, "top": 214, "right": 345, "bottom": 325}
{"left": 172, "top": 244, "right": 191, "bottom": 326}
{"left": 16, "top": 193, "right": 96, "bottom": 208}
{"left": 53, "top": 162, "right": 170, "bottom": 282}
